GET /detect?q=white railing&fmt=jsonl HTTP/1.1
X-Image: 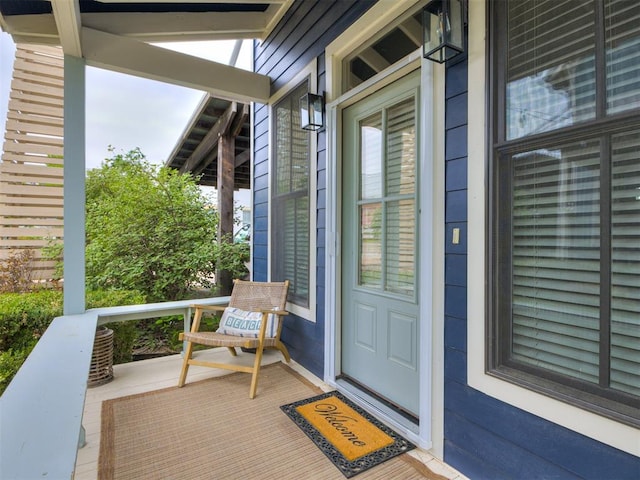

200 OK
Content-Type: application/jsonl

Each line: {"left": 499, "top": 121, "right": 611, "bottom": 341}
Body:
{"left": 0, "top": 296, "right": 229, "bottom": 480}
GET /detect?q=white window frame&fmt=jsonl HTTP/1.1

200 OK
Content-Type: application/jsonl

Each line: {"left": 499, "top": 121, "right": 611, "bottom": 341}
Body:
{"left": 268, "top": 60, "right": 318, "bottom": 322}
{"left": 466, "top": 0, "right": 639, "bottom": 457}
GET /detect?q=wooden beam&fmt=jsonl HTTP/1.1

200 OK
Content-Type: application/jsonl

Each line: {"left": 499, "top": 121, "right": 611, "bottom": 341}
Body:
{"left": 399, "top": 17, "right": 422, "bottom": 47}
{"left": 180, "top": 102, "right": 237, "bottom": 174}
{"left": 217, "top": 133, "right": 235, "bottom": 295}
{"left": 0, "top": 14, "right": 59, "bottom": 43}
{"left": 82, "top": 12, "right": 268, "bottom": 41}
{"left": 81, "top": 28, "right": 270, "bottom": 102}
{"left": 192, "top": 149, "right": 218, "bottom": 179}
{"left": 97, "top": 0, "right": 285, "bottom": 4}
{"left": 230, "top": 103, "right": 250, "bottom": 138}
{"left": 218, "top": 135, "right": 235, "bottom": 238}
{"left": 358, "top": 49, "right": 390, "bottom": 74}
{"left": 235, "top": 149, "right": 250, "bottom": 169}
{"left": 50, "top": 0, "right": 82, "bottom": 57}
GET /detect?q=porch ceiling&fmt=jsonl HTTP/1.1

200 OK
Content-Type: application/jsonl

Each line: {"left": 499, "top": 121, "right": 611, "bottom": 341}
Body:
{"left": 165, "top": 94, "right": 251, "bottom": 189}
{"left": 0, "top": 1, "right": 286, "bottom": 102}
{"left": 0, "top": 1, "right": 274, "bottom": 188}
{"left": 0, "top": 1, "right": 290, "bottom": 45}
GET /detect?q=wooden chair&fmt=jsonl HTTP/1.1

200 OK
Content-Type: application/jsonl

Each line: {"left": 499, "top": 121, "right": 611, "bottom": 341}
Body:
{"left": 178, "top": 280, "right": 290, "bottom": 398}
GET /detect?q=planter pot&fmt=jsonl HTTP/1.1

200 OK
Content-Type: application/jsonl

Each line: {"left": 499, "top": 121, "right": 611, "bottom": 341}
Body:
{"left": 88, "top": 327, "right": 114, "bottom": 387}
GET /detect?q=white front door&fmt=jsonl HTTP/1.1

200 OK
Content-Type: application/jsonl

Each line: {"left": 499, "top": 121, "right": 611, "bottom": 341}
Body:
{"left": 341, "top": 70, "right": 420, "bottom": 416}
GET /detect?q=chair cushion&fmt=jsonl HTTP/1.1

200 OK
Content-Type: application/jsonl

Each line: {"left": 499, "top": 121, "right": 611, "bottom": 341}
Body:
{"left": 216, "top": 307, "right": 278, "bottom": 338}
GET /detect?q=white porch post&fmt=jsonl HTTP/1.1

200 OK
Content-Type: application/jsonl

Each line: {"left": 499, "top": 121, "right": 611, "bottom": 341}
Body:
{"left": 63, "top": 54, "right": 86, "bottom": 315}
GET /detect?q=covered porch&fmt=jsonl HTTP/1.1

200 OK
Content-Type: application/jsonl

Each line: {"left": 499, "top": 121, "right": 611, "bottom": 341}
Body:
{"left": 0, "top": 2, "right": 470, "bottom": 478}
{"left": 74, "top": 348, "right": 465, "bottom": 479}
{"left": 0, "top": 296, "right": 465, "bottom": 479}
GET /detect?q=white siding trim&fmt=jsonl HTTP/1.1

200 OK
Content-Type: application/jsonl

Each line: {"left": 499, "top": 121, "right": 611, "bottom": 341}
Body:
{"left": 466, "top": 0, "right": 639, "bottom": 457}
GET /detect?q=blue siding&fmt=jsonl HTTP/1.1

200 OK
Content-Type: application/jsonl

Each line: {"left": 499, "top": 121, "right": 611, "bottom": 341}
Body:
{"left": 252, "top": 1, "right": 374, "bottom": 377}
{"left": 250, "top": 2, "right": 639, "bottom": 478}
{"left": 442, "top": 54, "right": 640, "bottom": 479}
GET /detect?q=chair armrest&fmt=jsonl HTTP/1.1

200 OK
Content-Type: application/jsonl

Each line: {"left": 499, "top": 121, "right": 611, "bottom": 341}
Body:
{"left": 260, "top": 309, "right": 289, "bottom": 316}
{"left": 191, "top": 304, "right": 228, "bottom": 312}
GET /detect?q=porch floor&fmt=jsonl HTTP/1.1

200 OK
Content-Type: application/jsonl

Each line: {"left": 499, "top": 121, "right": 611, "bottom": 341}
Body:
{"left": 74, "top": 348, "right": 467, "bottom": 479}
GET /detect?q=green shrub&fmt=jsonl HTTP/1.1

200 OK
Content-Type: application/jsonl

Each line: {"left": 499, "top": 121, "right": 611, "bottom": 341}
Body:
{"left": 0, "top": 344, "right": 35, "bottom": 395}
{"left": 0, "top": 290, "right": 63, "bottom": 351}
{"left": 0, "top": 289, "right": 145, "bottom": 392}
{"left": 86, "top": 289, "right": 144, "bottom": 309}
{"left": 106, "top": 322, "right": 138, "bottom": 364}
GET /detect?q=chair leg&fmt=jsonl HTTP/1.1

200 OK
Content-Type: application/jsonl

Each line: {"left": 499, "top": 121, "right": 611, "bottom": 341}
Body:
{"left": 227, "top": 347, "right": 237, "bottom": 356}
{"left": 178, "top": 341, "right": 194, "bottom": 387}
{"left": 249, "top": 344, "right": 265, "bottom": 399}
{"left": 275, "top": 341, "right": 291, "bottom": 363}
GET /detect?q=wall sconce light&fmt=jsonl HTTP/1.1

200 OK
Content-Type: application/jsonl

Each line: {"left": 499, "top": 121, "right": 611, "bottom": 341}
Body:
{"left": 300, "top": 92, "right": 324, "bottom": 131}
{"left": 422, "top": 0, "right": 465, "bottom": 64}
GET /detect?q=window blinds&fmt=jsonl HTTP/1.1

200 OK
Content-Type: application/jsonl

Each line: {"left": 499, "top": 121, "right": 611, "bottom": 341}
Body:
{"left": 511, "top": 140, "right": 602, "bottom": 384}
{"left": 272, "top": 81, "right": 310, "bottom": 306}
{"left": 506, "top": 0, "right": 596, "bottom": 140}
{"left": 606, "top": 0, "right": 640, "bottom": 115}
{"left": 385, "top": 98, "right": 416, "bottom": 295}
{"left": 506, "top": 0, "right": 640, "bottom": 140}
{"left": 506, "top": 0, "right": 640, "bottom": 397}
{"left": 610, "top": 129, "right": 640, "bottom": 396}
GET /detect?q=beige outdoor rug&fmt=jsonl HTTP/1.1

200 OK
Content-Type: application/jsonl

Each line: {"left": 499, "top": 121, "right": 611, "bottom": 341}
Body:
{"left": 98, "top": 362, "right": 445, "bottom": 479}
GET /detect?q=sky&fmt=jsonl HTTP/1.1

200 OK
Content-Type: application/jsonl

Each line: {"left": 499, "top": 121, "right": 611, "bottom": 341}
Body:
{"left": 0, "top": 31, "right": 252, "bottom": 172}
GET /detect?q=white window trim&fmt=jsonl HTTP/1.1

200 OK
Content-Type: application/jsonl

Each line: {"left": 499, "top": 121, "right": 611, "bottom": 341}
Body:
{"left": 267, "top": 60, "right": 318, "bottom": 322}
{"left": 466, "top": 0, "right": 639, "bottom": 457}
{"left": 323, "top": 0, "right": 446, "bottom": 456}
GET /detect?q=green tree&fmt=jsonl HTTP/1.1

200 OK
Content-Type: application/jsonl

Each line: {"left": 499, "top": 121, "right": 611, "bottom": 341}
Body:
{"left": 84, "top": 148, "right": 247, "bottom": 302}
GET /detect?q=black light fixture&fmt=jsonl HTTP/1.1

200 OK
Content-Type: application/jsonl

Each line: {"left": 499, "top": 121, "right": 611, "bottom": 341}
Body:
{"left": 422, "top": 0, "right": 465, "bottom": 64}
{"left": 300, "top": 92, "right": 324, "bottom": 131}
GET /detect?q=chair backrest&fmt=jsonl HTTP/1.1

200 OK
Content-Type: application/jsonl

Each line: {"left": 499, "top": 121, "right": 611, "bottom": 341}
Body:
{"left": 228, "top": 280, "right": 289, "bottom": 312}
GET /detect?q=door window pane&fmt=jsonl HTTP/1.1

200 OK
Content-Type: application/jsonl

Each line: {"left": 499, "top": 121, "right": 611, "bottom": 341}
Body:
{"left": 360, "top": 113, "right": 382, "bottom": 199}
{"left": 386, "top": 199, "right": 415, "bottom": 295}
{"left": 386, "top": 98, "right": 416, "bottom": 196}
{"left": 359, "top": 203, "right": 382, "bottom": 287}
{"left": 357, "top": 94, "right": 416, "bottom": 296}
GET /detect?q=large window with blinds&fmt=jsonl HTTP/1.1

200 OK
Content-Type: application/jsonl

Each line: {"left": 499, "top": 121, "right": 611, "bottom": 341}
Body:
{"left": 489, "top": 0, "right": 640, "bottom": 424}
{"left": 271, "top": 80, "right": 311, "bottom": 307}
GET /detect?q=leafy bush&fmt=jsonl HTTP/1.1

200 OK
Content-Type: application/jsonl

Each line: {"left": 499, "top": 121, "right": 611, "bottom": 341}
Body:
{"left": 86, "top": 289, "right": 145, "bottom": 309}
{"left": 0, "top": 346, "right": 33, "bottom": 395}
{"left": 0, "top": 290, "right": 63, "bottom": 352}
{"left": 0, "top": 250, "right": 35, "bottom": 293}
{"left": 81, "top": 148, "right": 248, "bottom": 302}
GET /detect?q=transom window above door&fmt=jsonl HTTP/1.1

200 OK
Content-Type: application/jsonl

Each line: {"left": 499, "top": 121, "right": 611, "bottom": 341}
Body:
{"left": 342, "top": 4, "right": 425, "bottom": 93}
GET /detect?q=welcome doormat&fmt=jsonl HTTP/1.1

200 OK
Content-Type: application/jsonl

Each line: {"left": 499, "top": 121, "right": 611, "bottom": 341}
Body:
{"left": 281, "top": 391, "right": 415, "bottom": 478}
